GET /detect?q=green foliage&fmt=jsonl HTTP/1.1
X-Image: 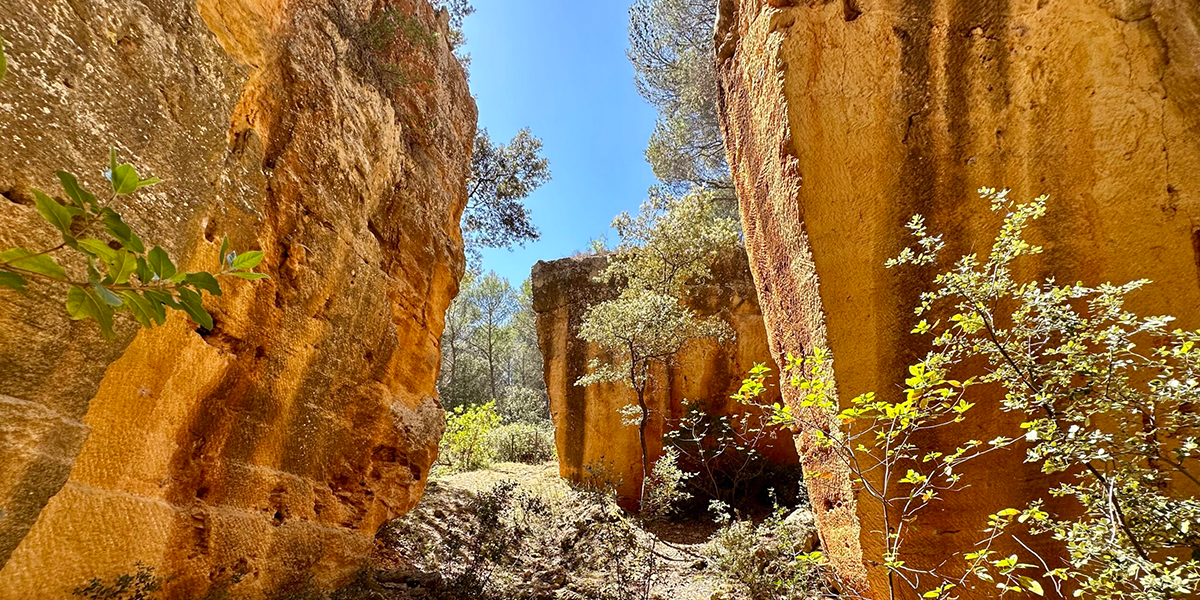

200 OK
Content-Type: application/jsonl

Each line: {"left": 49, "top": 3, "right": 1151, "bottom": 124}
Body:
{"left": 498, "top": 385, "right": 550, "bottom": 424}
{"left": 438, "top": 401, "right": 503, "bottom": 474}
{"left": 0, "top": 152, "right": 267, "bottom": 339}
{"left": 576, "top": 190, "right": 738, "bottom": 502}
{"left": 464, "top": 129, "right": 551, "bottom": 256}
{"left": 577, "top": 190, "right": 738, "bottom": 392}
{"left": 596, "top": 188, "right": 739, "bottom": 296}
{"left": 350, "top": 6, "right": 436, "bottom": 89}
{"left": 705, "top": 502, "right": 825, "bottom": 600}
{"left": 433, "top": 0, "right": 475, "bottom": 51}
{"left": 639, "top": 446, "right": 691, "bottom": 520}
{"left": 763, "top": 188, "right": 1200, "bottom": 599}
{"left": 627, "top": 0, "right": 731, "bottom": 197}
{"left": 487, "top": 422, "right": 556, "bottom": 464}
{"left": 358, "top": 6, "right": 436, "bottom": 56}
{"left": 440, "top": 272, "right": 547, "bottom": 419}
{"left": 73, "top": 563, "right": 162, "bottom": 600}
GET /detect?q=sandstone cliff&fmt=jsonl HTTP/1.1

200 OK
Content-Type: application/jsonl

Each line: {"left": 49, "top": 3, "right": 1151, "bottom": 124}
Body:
{"left": 715, "top": 0, "right": 1200, "bottom": 597}
{"left": 532, "top": 252, "right": 799, "bottom": 505}
{"left": 0, "top": 0, "right": 474, "bottom": 597}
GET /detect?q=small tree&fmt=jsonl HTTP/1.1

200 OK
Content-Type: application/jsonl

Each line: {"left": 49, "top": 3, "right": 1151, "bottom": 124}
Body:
{"left": 666, "top": 364, "right": 786, "bottom": 508}
{"left": 438, "top": 401, "right": 503, "bottom": 474}
{"left": 760, "top": 189, "right": 1200, "bottom": 599}
{"left": 576, "top": 190, "right": 738, "bottom": 504}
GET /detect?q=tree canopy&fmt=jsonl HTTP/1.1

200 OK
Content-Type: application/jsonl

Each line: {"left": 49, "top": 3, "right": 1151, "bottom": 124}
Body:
{"left": 463, "top": 128, "right": 551, "bottom": 259}
{"left": 628, "top": 0, "right": 732, "bottom": 199}
{"left": 440, "top": 271, "right": 548, "bottom": 423}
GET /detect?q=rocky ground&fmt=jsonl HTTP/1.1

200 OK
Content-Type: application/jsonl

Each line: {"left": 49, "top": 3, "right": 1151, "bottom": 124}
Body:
{"left": 330, "top": 461, "right": 818, "bottom": 600}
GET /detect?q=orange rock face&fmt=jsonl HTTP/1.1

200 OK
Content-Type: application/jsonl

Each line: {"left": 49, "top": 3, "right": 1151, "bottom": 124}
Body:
{"left": 0, "top": 0, "right": 474, "bottom": 597}
{"left": 531, "top": 253, "right": 799, "bottom": 506}
{"left": 716, "top": 0, "right": 1200, "bottom": 597}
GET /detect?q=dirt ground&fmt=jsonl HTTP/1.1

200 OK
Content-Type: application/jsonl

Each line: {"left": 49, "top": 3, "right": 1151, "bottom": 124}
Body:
{"left": 351, "top": 462, "right": 736, "bottom": 600}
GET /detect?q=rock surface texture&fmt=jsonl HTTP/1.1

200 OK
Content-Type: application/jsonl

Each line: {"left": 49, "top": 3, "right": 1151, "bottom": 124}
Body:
{"left": 0, "top": 0, "right": 474, "bottom": 597}
{"left": 532, "top": 253, "right": 799, "bottom": 505}
{"left": 715, "top": 0, "right": 1200, "bottom": 597}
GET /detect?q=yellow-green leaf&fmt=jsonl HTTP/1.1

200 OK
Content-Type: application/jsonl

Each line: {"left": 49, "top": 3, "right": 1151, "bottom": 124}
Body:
{"left": 231, "top": 250, "right": 264, "bottom": 270}
{"left": 0, "top": 271, "right": 26, "bottom": 291}
{"left": 0, "top": 248, "right": 66, "bottom": 279}
{"left": 108, "top": 250, "right": 137, "bottom": 284}
{"left": 32, "top": 189, "right": 74, "bottom": 235}
{"left": 1019, "top": 576, "right": 1044, "bottom": 596}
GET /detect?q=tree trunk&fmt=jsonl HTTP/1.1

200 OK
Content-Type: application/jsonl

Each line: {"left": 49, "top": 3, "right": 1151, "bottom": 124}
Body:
{"left": 637, "top": 386, "right": 650, "bottom": 507}
{"left": 487, "top": 326, "right": 498, "bottom": 401}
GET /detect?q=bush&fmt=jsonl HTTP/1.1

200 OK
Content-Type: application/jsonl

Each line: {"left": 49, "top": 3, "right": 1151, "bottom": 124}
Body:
{"left": 639, "top": 446, "right": 690, "bottom": 520}
{"left": 497, "top": 385, "right": 549, "bottom": 424}
{"left": 705, "top": 503, "right": 825, "bottom": 600}
{"left": 667, "top": 388, "right": 800, "bottom": 510}
{"left": 437, "top": 401, "right": 502, "bottom": 474}
{"left": 488, "top": 422, "right": 556, "bottom": 464}
{"left": 389, "top": 480, "right": 549, "bottom": 596}
{"left": 342, "top": 5, "right": 436, "bottom": 91}
{"left": 378, "top": 479, "right": 652, "bottom": 600}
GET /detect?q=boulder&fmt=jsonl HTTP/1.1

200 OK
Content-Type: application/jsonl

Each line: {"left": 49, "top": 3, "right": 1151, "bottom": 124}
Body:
{"left": 531, "top": 252, "right": 799, "bottom": 505}
{"left": 715, "top": 0, "right": 1200, "bottom": 596}
{"left": 0, "top": 0, "right": 474, "bottom": 597}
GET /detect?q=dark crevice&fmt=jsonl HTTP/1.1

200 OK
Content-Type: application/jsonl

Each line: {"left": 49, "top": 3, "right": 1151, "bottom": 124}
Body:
{"left": 1192, "top": 229, "right": 1200, "bottom": 289}
{"left": 843, "top": 0, "right": 862, "bottom": 22}
{"left": 2, "top": 188, "right": 33, "bottom": 206}
{"left": 366, "top": 218, "right": 386, "bottom": 248}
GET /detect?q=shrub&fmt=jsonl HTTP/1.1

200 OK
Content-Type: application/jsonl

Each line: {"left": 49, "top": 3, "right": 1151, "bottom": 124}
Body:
{"left": 639, "top": 446, "right": 690, "bottom": 520}
{"left": 705, "top": 502, "right": 825, "bottom": 600}
{"left": 344, "top": 6, "right": 436, "bottom": 90}
{"left": 378, "top": 479, "right": 651, "bottom": 600}
{"left": 763, "top": 188, "right": 1200, "bottom": 599}
{"left": 497, "top": 385, "right": 549, "bottom": 424}
{"left": 437, "top": 401, "right": 502, "bottom": 474}
{"left": 488, "top": 421, "right": 556, "bottom": 464}
{"left": 666, "top": 382, "right": 798, "bottom": 510}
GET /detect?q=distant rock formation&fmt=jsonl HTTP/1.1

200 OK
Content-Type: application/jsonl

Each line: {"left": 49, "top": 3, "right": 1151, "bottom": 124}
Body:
{"left": 0, "top": 0, "right": 474, "bottom": 597}
{"left": 531, "top": 252, "right": 799, "bottom": 506}
{"left": 716, "top": 0, "right": 1200, "bottom": 597}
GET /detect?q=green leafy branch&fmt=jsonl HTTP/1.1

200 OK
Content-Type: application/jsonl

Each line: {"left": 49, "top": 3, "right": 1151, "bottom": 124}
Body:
{"left": 0, "top": 149, "right": 268, "bottom": 339}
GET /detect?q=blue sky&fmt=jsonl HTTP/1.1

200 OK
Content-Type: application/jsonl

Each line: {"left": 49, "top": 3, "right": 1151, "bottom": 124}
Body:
{"left": 460, "top": 0, "right": 659, "bottom": 284}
